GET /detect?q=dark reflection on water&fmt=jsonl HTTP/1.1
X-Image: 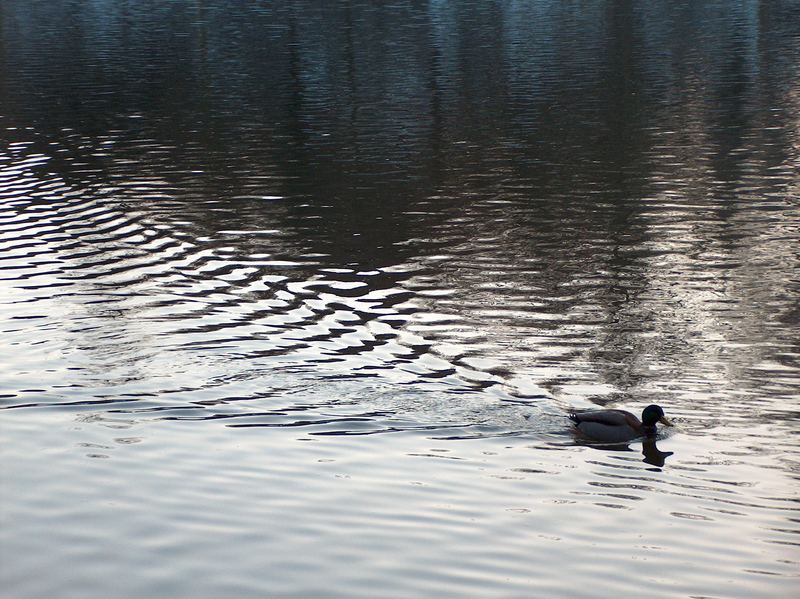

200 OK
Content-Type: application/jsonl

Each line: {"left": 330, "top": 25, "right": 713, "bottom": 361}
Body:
{"left": 572, "top": 437, "right": 675, "bottom": 469}
{"left": 1, "top": 0, "right": 797, "bottom": 421}
{"left": 1, "top": 1, "right": 800, "bottom": 597}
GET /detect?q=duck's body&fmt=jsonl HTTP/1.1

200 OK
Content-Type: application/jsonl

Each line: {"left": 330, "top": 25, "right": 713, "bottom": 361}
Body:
{"left": 569, "top": 404, "right": 672, "bottom": 443}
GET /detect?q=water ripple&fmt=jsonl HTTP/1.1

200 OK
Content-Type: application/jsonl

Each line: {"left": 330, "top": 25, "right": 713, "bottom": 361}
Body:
{"left": 2, "top": 2, "right": 800, "bottom": 596}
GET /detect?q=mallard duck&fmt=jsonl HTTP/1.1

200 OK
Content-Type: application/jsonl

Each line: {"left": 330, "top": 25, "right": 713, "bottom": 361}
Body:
{"left": 569, "top": 404, "right": 673, "bottom": 443}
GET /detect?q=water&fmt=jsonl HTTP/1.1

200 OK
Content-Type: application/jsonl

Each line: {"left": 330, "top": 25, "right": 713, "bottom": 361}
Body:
{"left": 1, "top": 1, "right": 799, "bottom": 597}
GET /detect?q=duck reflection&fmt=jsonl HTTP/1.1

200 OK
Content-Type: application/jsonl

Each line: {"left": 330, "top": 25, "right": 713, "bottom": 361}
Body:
{"left": 572, "top": 436, "right": 674, "bottom": 467}
{"left": 641, "top": 438, "right": 674, "bottom": 467}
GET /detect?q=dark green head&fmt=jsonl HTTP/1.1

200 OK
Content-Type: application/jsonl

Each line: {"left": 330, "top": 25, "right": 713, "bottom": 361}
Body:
{"left": 642, "top": 404, "right": 673, "bottom": 427}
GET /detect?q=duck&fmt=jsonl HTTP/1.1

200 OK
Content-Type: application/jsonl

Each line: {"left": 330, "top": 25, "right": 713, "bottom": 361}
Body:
{"left": 569, "top": 404, "right": 673, "bottom": 443}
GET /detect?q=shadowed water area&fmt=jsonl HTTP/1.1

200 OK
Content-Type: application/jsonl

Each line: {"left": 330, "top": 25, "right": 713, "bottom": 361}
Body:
{"left": 1, "top": 1, "right": 799, "bottom": 597}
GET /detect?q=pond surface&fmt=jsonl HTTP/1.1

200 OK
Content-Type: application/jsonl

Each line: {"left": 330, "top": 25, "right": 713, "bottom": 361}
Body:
{"left": 1, "top": 1, "right": 799, "bottom": 597}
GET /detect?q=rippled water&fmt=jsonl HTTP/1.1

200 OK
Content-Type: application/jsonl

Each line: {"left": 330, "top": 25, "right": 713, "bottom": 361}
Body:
{"left": 2, "top": 1, "right": 799, "bottom": 597}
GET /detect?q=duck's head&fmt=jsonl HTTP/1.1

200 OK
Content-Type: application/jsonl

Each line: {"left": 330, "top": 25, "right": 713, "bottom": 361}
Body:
{"left": 642, "top": 404, "right": 673, "bottom": 428}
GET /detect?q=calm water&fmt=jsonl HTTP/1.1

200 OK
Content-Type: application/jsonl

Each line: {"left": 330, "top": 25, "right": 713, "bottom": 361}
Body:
{"left": 1, "top": 1, "right": 799, "bottom": 597}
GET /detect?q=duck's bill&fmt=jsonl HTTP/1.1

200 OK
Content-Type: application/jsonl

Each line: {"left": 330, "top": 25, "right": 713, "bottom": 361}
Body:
{"left": 659, "top": 416, "right": 674, "bottom": 427}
